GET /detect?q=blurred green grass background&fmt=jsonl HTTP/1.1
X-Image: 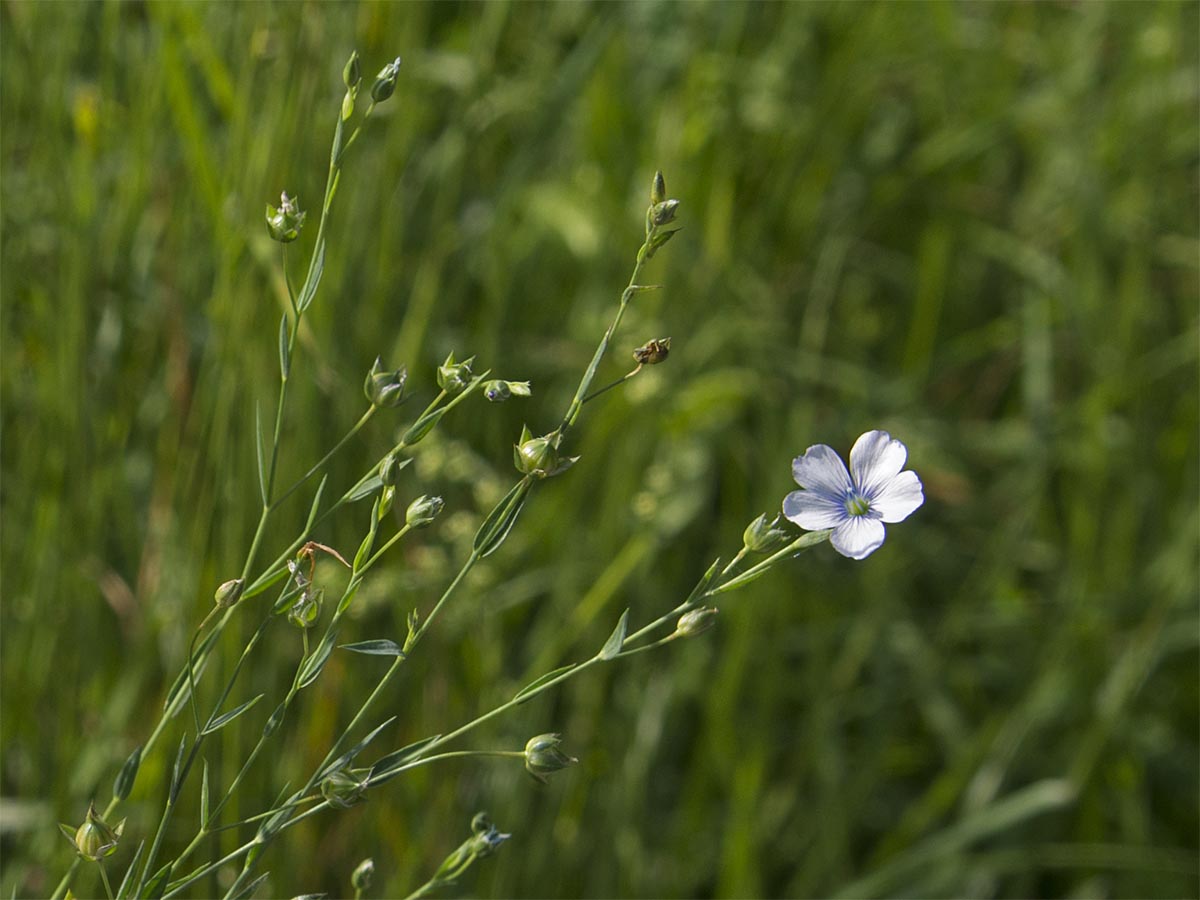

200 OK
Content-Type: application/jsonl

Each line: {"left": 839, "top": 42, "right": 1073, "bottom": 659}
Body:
{"left": 2, "top": 2, "right": 1198, "bottom": 898}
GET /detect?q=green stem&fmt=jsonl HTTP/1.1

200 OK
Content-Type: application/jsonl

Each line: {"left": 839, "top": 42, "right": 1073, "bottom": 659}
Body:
{"left": 272, "top": 406, "right": 376, "bottom": 509}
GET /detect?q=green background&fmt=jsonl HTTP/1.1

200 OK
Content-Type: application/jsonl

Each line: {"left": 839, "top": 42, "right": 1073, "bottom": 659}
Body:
{"left": 3, "top": 2, "right": 1197, "bottom": 898}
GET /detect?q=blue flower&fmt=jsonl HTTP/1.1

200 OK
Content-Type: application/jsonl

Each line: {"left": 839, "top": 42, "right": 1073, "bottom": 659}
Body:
{"left": 783, "top": 430, "right": 924, "bottom": 560}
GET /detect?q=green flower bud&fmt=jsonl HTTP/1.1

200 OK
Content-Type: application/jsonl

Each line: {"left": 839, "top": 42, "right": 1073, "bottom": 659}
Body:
{"left": 67, "top": 803, "right": 125, "bottom": 861}
{"left": 632, "top": 337, "right": 671, "bottom": 366}
{"left": 674, "top": 606, "right": 719, "bottom": 638}
{"left": 513, "top": 426, "right": 578, "bottom": 479}
{"left": 343, "top": 51, "right": 362, "bottom": 90}
{"left": 287, "top": 588, "right": 323, "bottom": 629}
{"left": 370, "top": 56, "right": 402, "bottom": 103}
{"left": 743, "top": 513, "right": 790, "bottom": 553}
{"left": 379, "top": 453, "right": 403, "bottom": 487}
{"left": 405, "top": 494, "right": 444, "bottom": 528}
{"left": 214, "top": 578, "right": 245, "bottom": 610}
{"left": 483, "top": 380, "right": 532, "bottom": 403}
{"left": 352, "top": 858, "right": 375, "bottom": 891}
{"left": 523, "top": 733, "right": 578, "bottom": 784}
{"left": 320, "top": 769, "right": 367, "bottom": 809}
{"left": 651, "top": 170, "right": 666, "bottom": 206}
{"left": 364, "top": 357, "right": 408, "bottom": 408}
{"left": 378, "top": 484, "right": 395, "bottom": 519}
{"left": 266, "top": 191, "right": 306, "bottom": 243}
{"left": 436, "top": 353, "right": 475, "bottom": 395}
{"left": 651, "top": 198, "right": 680, "bottom": 227}
{"left": 466, "top": 813, "right": 510, "bottom": 858}
{"left": 470, "top": 812, "right": 493, "bottom": 835}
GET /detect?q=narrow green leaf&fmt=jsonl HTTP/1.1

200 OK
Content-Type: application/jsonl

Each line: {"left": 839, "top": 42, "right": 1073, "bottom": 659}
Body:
{"left": 254, "top": 404, "right": 268, "bottom": 506}
{"left": 685, "top": 558, "right": 722, "bottom": 605}
{"left": 243, "top": 566, "right": 290, "bottom": 602}
{"left": 143, "top": 862, "right": 173, "bottom": 900}
{"left": 201, "top": 694, "right": 265, "bottom": 736}
{"left": 473, "top": 479, "right": 531, "bottom": 558}
{"left": 339, "top": 639, "right": 405, "bottom": 657}
{"left": 256, "top": 788, "right": 303, "bottom": 841}
{"left": 347, "top": 473, "right": 384, "bottom": 502}
{"left": 114, "top": 840, "right": 145, "bottom": 899}
{"left": 278, "top": 314, "right": 289, "bottom": 379}
{"left": 112, "top": 744, "right": 142, "bottom": 802}
{"left": 352, "top": 512, "right": 378, "bottom": 571}
{"left": 162, "top": 862, "right": 209, "bottom": 895}
{"left": 334, "top": 580, "right": 360, "bottom": 617}
{"left": 400, "top": 407, "right": 447, "bottom": 446}
{"left": 262, "top": 701, "right": 287, "bottom": 738}
{"left": 200, "top": 760, "right": 210, "bottom": 830}
{"left": 513, "top": 664, "right": 577, "bottom": 703}
{"left": 599, "top": 609, "right": 630, "bottom": 660}
{"left": 318, "top": 715, "right": 398, "bottom": 781}
{"left": 229, "top": 871, "right": 271, "bottom": 900}
{"left": 304, "top": 475, "right": 328, "bottom": 532}
{"left": 57, "top": 823, "right": 75, "bottom": 844}
{"left": 168, "top": 735, "right": 188, "bottom": 803}
{"left": 367, "top": 735, "right": 443, "bottom": 785}
{"left": 297, "top": 630, "right": 339, "bottom": 689}
{"left": 297, "top": 239, "right": 326, "bottom": 312}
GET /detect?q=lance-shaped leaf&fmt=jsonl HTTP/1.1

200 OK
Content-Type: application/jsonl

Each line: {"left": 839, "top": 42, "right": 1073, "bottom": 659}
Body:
{"left": 340, "top": 639, "right": 405, "bottom": 657}
{"left": 473, "top": 479, "right": 532, "bottom": 558}
{"left": 297, "top": 630, "right": 339, "bottom": 689}
{"left": 513, "top": 664, "right": 577, "bottom": 704}
{"left": 112, "top": 744, "right": 142, "bottom": 802}
{"left": 367, "top": 735, "right": 443, "bottom": 785}
{"left": 599, "top": 609, "right": 630, "bottom": 661}
{"left": 318, "top": 716, "right": 398, "bottom": 782}
{"left": 201, "top": 694, "right": 265, "bottom": 736}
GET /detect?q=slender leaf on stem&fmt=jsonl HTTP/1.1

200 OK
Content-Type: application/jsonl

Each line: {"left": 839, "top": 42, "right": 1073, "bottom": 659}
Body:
{"left": 368, "top": 735, "right": 443, "bottom": 784}
{"left": 296, "top": 240, "right": 326, "bottom": 313}
{"left": 400, "top": 408, "right": 447, "bottom": 446}
{"left": 112, "top": 744, "right": 142, "bottom": 802}
{"left": 202, "top": 694, "right": 265, "bottom": 736}
{"left": 352, "top": 508, "right": 379, "bottom": 571}
{"left": 114, "top": 841, "right": 145, "bottom": 900}
{"left": 200, "top": 760, "right": 210, "bottom": 830}
{"left": 168, "top": 735, "right": 188, "bottom": 804}
{"left": 686, "top": 558, "right": 722, "bottom": 605}
{"left": 228, "top": 871, "right": 272, "bottom": 900}
{"left": 318, "top": 716, "right": 398, "bottom": 782}
{"left": 513, "top": 664, "right": 577, "bottom": 704}
{"left": 243, "top": 566, "right": 290, "bottom": 602}
{"left": 347, "top": 473, "right": 385, "bottom": 503}
{"left": 143, "top": 862, "right": 173, "bottom": 900}
{"left": 278, "top": 314, "right": 289, "bottom": 380}
{"left": 599, "top": 609, "right": 630, "bottom": 660}
{"left": 297, "top": 630, "right": 339, "bottom": 689}
{"left": 473, "top": 479, "right": 532, "bottom": 558}
{"left": 340, "top": 639, "right": 405, "bottom": 657}
{"left": 304, "top": 475, "right": 328, "bottom": 532}
{"left": 262, "top": 701, "right": 287, "bottom": 739}
{"left": 254, "top": 404, "right": 268, "bottom": 506}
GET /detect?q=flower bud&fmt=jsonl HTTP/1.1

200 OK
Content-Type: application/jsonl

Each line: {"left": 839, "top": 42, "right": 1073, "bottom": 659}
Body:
{"left": 523, "top": 733, "right": 578, "bottom": 784}
{"left": 742, "top": 513, "right": 791, "bottom": 553}
{"left": 214, "top": 578, "right": 245, "bottom": 610}
{"left": 378, "top": 484, "right": 395, "bottom": 519}
{"left": 651, "top": 170, "right": 666, "bottom": 206}
{"left": 287, "top": 588, "right": 323, "bottom": 629}
{"left": 352, "top": 858, "right": 374, "bottom": 891}
{"left": 266, "top": 191, "right": 306, "bottom": 243}
{"left": 467, "top": 813, "right": 510, "bottom": 858}
{"left": 483, "top": 380, "right": 532, "bottom": 403}
{"left": 67, "top": 803, "right": 125, "bottom": 861}
{"left": 674, "top": 606, "right": 719, "bottom": 638}
{"left": 380, "top": 453, "right": 403, "bottom": 487}
{"left": 651, "top": 198, "right": 680, "bottom": 227}
{"left": 405, "top": 495, "right": 444, "bottom": 528}
{"left": 343, "top": 51, "right": 361, "bottom": 90}
{"left": 632, "top": 337, "right": 671, "bottom": 366}
{"left": 513, "top": 427, "right": 578, "bottom": 479}
{"left": 320, "top": 769, "right": 367, "bottom": 809}
{"left": 370, "top": 56, "right": 402, "bottom": 103}
{"left": 364, "top": 357, "right": 408, "bottom": 408}
{"left": 436, "top": 353, "right": 475, "bottom": 395}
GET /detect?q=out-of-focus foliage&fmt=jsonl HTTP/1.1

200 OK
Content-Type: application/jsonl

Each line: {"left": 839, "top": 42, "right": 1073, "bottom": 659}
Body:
{"left": 2, "top": 2, "right": 1196, "bottom": 898}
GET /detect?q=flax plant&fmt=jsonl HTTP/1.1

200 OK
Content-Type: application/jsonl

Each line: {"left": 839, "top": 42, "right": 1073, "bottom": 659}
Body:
{"left": 52, "top": 51, "right": 924, "bottom": 900}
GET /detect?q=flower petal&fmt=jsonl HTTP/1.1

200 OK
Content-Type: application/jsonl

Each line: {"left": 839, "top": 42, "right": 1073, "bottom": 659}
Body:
{"left": 872, "top": 469, "right": 924, "bottom": 523}
{"left": 830, "top": 517, "right": 886, "bottom": 560}
{"left": 850, "top": 430, "right": 908, "bottom": 498}
{"left": 791, "top": 444, "right": 853, "bottom": 497}
{"left": 782, "top": 489, "right": 847, "bottom": 530}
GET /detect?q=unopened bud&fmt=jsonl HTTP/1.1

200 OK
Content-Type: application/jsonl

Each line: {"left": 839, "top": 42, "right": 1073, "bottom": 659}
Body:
{"left": 214, "top": 578, "right": 245, "bottom": 610}
{"left": 380, "top": 453, "right": 403, "bottom": 487}
{"left": 483, "top": 380, "right": 532, "bottom": 403}
{"left": 513, "top": 426, "right": 578, "bottom": 479}
{"left": 405, "top": 495, "right": 444, "bottom": 528}
{"left": 632, "top": 337, "right": 671, "bottom": 366}
{"left": 436, "top": 353, "right": 475, "bottom": 395}
{"left": 370, "top": 56, "right": 402, "bottom": 103}
{"left": 743, "top": 513, "right": 791, "bottom": 553}
{"left": 674, "top": 606, "right": 719, "bottom": 638}
{"left": 524, "top": 733, "right": 578, "bottom": 784}
{"left": 64, "top": 803, "right": 124, "bottom": 861}
{"left": 364, "top": 357, "right": 408, "bottom": 408}
{"left": 352, "top": 858, "right": 375, "bottom": 891}
{"left": 266, "top": 191, "right": 306, "bottom": 243}
{"left": 343, "top": 51, "right": 362, "bottom": 90}
{"left": 320, "top": 769, "right": 367, "bottom": 809}
{"left": 287, "top": 588, "right": 323, "bottom": 629}
{"left": 467, "top": 813, "right": 510, "bottom": 858}
{"left": 651, "top": 199, "right": 680, "bottom": 227}
{"left": 651, "top": 170, "right": 666, "bottom": 205}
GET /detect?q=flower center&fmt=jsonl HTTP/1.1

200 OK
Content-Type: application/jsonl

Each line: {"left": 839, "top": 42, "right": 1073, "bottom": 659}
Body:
{"left": 845, "top": 493, "right": 871, "bottom": 517}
